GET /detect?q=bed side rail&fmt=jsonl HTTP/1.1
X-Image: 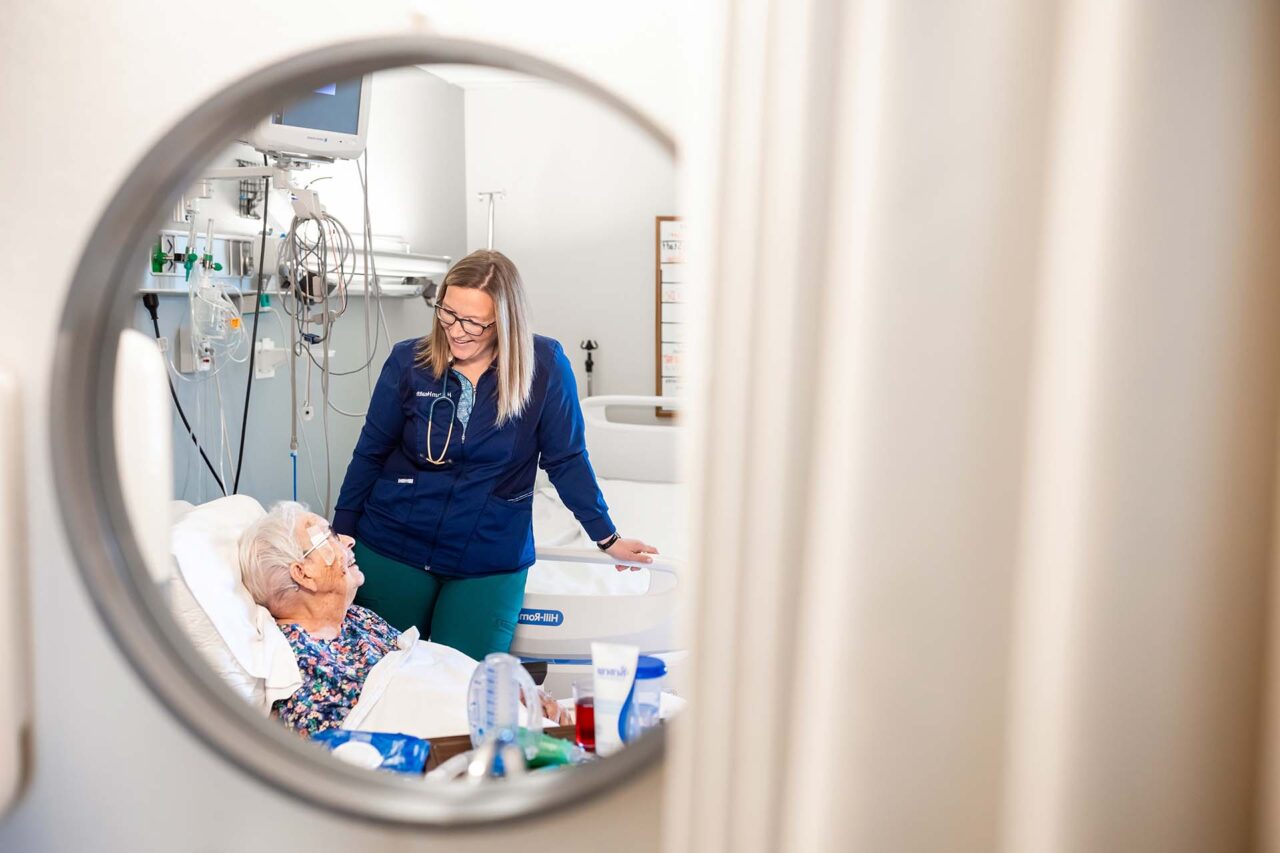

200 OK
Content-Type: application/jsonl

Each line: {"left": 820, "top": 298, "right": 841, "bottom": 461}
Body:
{"left": 534, "top": 545, "right": 680, "bottom": 577}
{"left": 581, "top": 395, "right": 681, "bottom": 483}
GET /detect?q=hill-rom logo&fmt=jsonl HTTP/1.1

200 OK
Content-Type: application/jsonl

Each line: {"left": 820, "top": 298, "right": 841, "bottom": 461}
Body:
{"left": 518, "top": 608, "right": 564, "bottom": 627}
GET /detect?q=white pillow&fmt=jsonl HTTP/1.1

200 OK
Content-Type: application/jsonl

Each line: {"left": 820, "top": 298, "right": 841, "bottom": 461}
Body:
{"left": 167, "top": 496, "right": 301, "bottom": 712}
{"left": 168, "top": 572, "right": 267, "bottom": 707}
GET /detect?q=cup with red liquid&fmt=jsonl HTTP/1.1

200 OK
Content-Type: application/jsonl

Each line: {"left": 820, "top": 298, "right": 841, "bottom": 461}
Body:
{"left": 573, "top": 680, "right": 595, "bottom": 752}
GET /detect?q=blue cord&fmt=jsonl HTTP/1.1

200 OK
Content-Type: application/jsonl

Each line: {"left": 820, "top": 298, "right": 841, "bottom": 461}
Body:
{"left": 291, "top": 450, "right": 298, "bottom": 501}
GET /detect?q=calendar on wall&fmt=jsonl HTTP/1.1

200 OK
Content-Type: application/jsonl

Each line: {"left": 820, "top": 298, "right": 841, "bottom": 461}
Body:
{"left": 655, "top": 216, "right": 684, "bottom": 417}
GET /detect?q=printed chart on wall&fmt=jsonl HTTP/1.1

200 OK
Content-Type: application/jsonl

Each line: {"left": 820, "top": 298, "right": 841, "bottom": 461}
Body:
{"left": 656, "top": 216, "right": 684, "bottom": 418}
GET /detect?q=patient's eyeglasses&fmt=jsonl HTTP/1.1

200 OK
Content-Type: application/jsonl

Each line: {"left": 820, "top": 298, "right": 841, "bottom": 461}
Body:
{"left": 302, "top": 526, "right": 343, "bottom": 566}
{"left": 435, "top": 302, "right": 496, "bottom": 337}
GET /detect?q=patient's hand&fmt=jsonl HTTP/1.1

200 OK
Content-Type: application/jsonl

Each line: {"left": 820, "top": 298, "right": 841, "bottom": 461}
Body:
{"left": 538, "top": 688, "right": 574, "bottom": 726}
{"left": 520, "top": 687, "right": 574, "bottom": 725}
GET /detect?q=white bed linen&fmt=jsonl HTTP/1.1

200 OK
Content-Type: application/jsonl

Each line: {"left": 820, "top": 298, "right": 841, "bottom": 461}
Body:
{"left": 527, "top": 477, "right": 687, "bottom": 596}
{"left": 343, "top": 628, "right": 555, "bottom": 739}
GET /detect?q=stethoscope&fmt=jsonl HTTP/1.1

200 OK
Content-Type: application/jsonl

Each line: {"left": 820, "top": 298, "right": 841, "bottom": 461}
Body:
{"left": 423, "top": 357, "right": 456, "bottom": 465}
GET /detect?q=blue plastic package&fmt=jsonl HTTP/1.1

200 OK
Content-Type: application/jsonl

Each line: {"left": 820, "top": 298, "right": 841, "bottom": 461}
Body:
{"left": 311, "top": 730, "right": 430, "bottom": 775}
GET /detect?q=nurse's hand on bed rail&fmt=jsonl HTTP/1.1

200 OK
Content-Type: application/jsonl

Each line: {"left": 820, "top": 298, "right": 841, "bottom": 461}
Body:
{"left": 603, "top": 537, "right": 659, "bottom": 572}
{"left": 532, "top": 546, "right": 679, "bottom": 574}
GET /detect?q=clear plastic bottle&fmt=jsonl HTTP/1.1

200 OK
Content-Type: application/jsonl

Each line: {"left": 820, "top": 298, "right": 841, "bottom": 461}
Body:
{"left": 625, "top": 655, "right": 667, "bottom": 740}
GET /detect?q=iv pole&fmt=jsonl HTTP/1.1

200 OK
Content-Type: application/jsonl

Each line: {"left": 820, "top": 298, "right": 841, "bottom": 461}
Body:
{"left": 477, "top": 191, "right": 506, "bottom": 249}
{"left": 474, "top": 190, "right": 600, "bottom": 397}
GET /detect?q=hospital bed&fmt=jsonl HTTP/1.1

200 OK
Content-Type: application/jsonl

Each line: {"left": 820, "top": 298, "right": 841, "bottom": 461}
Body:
{"left": 518, "top": 395, "right": 688, "bottom": 698}
{"left": 166, "top": 496, "right": 561, "bottom": 741}
{"left": 162, "top": 394, "right": 687, "bottom": 713}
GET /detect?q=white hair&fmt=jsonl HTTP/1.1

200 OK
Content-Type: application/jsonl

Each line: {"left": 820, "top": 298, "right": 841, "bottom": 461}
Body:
{"left": 239, "top": 501, "right": 309, "bottom": 615}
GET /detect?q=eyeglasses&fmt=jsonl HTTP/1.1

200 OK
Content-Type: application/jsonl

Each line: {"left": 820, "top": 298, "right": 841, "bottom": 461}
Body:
{"left": 301, "top": 526, "right": 343, "bottom": 566}
{"left": 435, "top": 302, "right": 496, "bottom": 337}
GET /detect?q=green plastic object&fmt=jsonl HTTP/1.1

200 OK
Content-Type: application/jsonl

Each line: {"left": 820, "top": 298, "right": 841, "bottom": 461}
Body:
{"left": 520, "top": 731, "right": 587, "bottom": 770}
{"left": 150, "top": 242, "right": 166, "bottom": 274}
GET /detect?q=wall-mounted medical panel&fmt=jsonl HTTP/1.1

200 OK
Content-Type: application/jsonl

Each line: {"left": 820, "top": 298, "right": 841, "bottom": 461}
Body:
{"left": 139, "top": 229, "right": 450, "bottom": 299}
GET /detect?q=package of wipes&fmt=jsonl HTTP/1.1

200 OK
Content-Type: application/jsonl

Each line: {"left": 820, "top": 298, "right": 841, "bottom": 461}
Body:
{"left": 311, "top": 729, "right": 430, "bottom": 775}
{"left": 591, "top": 642, "right": 640, "bottom": 757}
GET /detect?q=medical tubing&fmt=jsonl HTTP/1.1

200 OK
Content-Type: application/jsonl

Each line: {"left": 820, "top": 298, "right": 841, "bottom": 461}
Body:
{"left": 298, "top": 341, "right": 325, "bottom": 513}
{"left": 176, "top": 409, "right": 194, "bottom": 500}
{"left": 360, "top": 152, "right": 392, "bottom": 381}
{"left": 296, "top": 156, "right": 386, "bottom": 415}
{"left": 289, "top": 291, "right": 299, "bottom": 454}
{"left": 183, "top": 217, "right": 198, "bottom": 281}
{"left": 141, "top": 294, "right": 226, "bottom": 495}
{"left": 359, "top": 153, "right": 375, "bottom": 395}
{"left": 298, "top": 401, "right": 324, "bottom": 514}
{"left": 221, "top": 282, "right": 251, "bottom": 365}
{"left": 196, "top": 373, "right": 205, "bottom": 503}
{"left": 232, "top": 155, "right": 271, "bottom": 495}
{"left": 213, "top": 371, "right": 231, "bottom": 490}
{"left": 321, "top": 288, "right": 333, "bottom": 514}
{"left": 323, "top": 370, "right": 333, "bottom": 513}
{"left": 185, "top": 274, "right": 246, "bottom": 378}
{"left": 361, "top": 160, "right": 373, "bottom": 399}
{"left": 295, "top": 157, "right": 385, "bottom": 419}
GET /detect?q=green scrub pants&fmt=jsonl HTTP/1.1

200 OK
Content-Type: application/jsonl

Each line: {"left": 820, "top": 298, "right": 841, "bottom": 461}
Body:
{"left": 352, "top": 540, "right": 528, "bottom": 660}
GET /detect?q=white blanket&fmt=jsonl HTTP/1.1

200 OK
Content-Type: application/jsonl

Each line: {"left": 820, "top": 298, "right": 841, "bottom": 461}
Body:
{"left": 342, "top": 629, "right": 555, "bottom": 739}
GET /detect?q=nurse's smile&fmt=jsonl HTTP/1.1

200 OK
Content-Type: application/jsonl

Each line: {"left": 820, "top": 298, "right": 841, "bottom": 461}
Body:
{"left": 437, "top": 288, "right": 496, "bottom": 367}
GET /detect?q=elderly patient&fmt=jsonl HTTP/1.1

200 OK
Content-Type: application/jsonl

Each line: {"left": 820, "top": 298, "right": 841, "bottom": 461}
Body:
{"left": 239, "top": 501, "right": 566, "bottom": 736}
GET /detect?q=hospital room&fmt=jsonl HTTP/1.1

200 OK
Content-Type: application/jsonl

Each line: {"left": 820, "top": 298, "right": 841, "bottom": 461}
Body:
{"left": 7, "top": 1, "right": 1280, "bottom": 851}
{"left": 127, "top": 58, "right": 689, "bottom": 775}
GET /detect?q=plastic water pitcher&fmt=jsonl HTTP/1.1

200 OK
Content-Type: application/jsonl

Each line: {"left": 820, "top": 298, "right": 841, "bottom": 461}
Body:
{"left": 467, "top": 653, "right": 543, "bottom": 751}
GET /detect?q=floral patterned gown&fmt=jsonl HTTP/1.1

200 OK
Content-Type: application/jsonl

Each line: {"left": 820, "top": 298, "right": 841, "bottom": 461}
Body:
{"left": 273, "top": 605, "right": 401, "bottom": 736}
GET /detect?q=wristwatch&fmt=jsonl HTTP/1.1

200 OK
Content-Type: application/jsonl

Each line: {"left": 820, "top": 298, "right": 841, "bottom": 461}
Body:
{"left": 596, "top": 532, "right": 621, "bottom": 551}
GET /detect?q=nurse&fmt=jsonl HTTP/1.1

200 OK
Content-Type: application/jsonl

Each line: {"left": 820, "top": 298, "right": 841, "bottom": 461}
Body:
{"left": 332, "top": 249, "right": 657, "bottom": 659}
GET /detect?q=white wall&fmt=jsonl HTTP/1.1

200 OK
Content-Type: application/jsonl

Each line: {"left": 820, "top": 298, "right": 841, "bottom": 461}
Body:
{"left": 0, "top": 1, "right": 693, "bottom": 851}
{"left": 458, "top": 80, "right": 677, "bottom": 402}
{"left": 309, "top": 67, "right": 468, "bottom": 257}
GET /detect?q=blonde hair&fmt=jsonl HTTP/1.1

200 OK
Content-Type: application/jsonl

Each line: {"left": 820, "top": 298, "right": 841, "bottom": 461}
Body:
{"left": 416, "top": 250, "right": 535, "bottom": 425}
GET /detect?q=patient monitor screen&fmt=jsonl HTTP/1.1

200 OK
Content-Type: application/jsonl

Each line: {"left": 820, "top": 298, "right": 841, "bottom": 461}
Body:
{"left": 272, "top": 79, "right": 363, "bottom": 135}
